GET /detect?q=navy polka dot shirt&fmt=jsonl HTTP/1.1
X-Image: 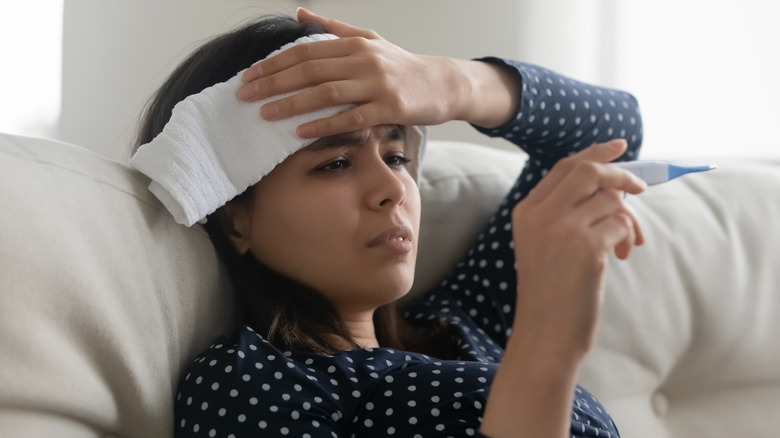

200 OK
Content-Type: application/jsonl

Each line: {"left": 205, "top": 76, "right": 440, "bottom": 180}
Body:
{"left": 175, "top": 59, "right": 643, "bottom": 438}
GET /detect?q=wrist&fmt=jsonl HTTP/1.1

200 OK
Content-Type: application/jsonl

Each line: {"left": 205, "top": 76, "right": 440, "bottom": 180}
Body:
{"left": 507, "top": 319, "right": 588, "bottom": 371}
{"left": 453, "top": 59, "right": 519, "bottom": 129}
{"left": 481, "top": 328, "right": 581, "bottom": 438}
{"left": 425, "top": 56, "right": 472, "bottom": 124}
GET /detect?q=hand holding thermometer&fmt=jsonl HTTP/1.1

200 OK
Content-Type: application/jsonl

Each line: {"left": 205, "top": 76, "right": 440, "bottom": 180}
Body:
{"left": 612, "top": 160, "right": 717, "bottom": 186}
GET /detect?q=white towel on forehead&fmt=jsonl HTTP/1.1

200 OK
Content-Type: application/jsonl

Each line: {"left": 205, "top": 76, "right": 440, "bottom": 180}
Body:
{"left": 130, "top": 32, "right": 427, "bottom": 227}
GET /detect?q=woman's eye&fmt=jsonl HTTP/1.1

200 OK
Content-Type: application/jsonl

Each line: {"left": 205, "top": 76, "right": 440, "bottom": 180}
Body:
{"left": 319, "top": 159, "right": 349, "bottom": 171}
{"left": 386, "top": 155, "right": 412, "bottom": 167}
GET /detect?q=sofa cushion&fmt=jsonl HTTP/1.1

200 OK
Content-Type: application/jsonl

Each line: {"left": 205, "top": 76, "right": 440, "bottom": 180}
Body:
{"left": 0, "top": 133, "right": 235, "bottom": 437}
{"left": 413, "top": 140, "right": 525, "bottom": 295}
{"left": 578, "top": 161, "right": 780, "bottom": 437}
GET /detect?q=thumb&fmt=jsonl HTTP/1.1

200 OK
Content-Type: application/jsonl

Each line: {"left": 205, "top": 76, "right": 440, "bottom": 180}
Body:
{"left": 296, "top": 7, "right": 381, "bottom": 39}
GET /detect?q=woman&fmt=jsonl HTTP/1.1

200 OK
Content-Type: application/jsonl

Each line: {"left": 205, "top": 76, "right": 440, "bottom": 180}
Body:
{"left": 135, "top": 8, "right": 646, "bottom": 437}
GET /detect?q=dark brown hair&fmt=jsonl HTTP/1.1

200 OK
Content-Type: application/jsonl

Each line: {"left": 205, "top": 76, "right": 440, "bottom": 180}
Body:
{"left": 135, "top": 15, "right": 454, "bottom": 358}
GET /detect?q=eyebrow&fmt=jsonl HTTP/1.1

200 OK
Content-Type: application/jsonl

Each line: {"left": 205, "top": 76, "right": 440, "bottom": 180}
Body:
{"left": 302, "top": 125, "right": 406, "bottom": 153}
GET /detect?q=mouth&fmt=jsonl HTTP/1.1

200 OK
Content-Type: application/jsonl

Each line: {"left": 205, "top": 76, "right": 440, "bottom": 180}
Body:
{"left": 367, "top": 226, "right": 414, "bottom": 254}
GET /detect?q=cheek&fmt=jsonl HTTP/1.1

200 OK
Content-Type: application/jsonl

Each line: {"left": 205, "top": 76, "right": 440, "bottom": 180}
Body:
{"left": 247, "top": 185, "right": 357, "bottom": 277}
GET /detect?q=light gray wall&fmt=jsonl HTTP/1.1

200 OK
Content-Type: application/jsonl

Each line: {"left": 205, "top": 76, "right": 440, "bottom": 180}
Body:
{"left": 60, "top": 0, "right": 610, "bottom": 161}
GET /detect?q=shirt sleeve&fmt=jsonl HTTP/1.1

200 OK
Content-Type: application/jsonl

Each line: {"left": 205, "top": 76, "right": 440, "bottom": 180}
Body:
{"left": 424, "top": 58, "right": 644, "bottom": 349}
{"left": 473, "top": 57, "right": 643, "bottom": 161}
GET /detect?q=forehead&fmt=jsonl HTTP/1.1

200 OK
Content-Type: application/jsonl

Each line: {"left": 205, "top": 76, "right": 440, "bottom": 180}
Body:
{"left": 303, "top": 125, "right": 405, "bottom": 153}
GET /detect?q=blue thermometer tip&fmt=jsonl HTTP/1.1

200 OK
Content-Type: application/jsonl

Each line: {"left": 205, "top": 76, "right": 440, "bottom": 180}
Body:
{"left": 668, "top": 164, "right": 717, "bottom": 181}
{"left": 612, "top": 161, "right": 717, "bottom": 186}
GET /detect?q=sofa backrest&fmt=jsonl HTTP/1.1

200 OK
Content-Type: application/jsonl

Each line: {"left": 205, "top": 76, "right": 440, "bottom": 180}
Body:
{"left": 0, "top": 133, "right": 236, "bottom": 437}
{"left": 0, "top": 133, "right": 524, "bottom": 437}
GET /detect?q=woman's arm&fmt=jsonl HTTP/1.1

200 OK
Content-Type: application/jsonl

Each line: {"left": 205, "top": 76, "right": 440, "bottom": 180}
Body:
{"left": 237, "top": 8, "right": 520, "bottom": 137}
{"left": 239, "top": 8, "right": 642, "bottom": 164}
{"left": 472, "top": 57, "right": 643, "bottom": 161}
{"left": 481, "top": 140, "right": 646, "bottom": 437}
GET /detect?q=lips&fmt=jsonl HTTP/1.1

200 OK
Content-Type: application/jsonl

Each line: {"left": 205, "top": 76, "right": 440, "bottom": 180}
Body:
{"left": 367, "top": 226, "right": 414, "bottom": 254}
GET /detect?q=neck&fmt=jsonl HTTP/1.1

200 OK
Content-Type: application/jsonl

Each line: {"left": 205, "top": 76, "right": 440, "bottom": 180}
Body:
{"left": 339, "top": 309, "right": 380, "bottom": 349}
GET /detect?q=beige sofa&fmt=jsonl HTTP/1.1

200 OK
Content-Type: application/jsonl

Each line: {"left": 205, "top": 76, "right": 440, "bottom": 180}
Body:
{"left": 1, "top": 132, "right": 779, "bottom": 437}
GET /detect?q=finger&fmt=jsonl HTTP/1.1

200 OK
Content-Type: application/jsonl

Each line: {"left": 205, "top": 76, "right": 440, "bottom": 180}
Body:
{"left": 296, "top": 104, "right": 381, "bottom": 139}
{"left": 241, "top": 56, "right": 360, "bottom": 102}
{"left": 575, "top": 189, "right": 626, "bottom": 227}
{"left": 591, "top": 212, "right": 634, "bottom": 259}
{"left": 296, "top": 7, "right": 381, "bottom": 40}
{"left": 240, "top": 39, "right": 357, "bottom": 91}
{"left": 623, "top": 201, "right": 645, "bottom": 246}
{"left": 575, "top": 138, "right": 629, "bottom": 163}
{"left": 612, "top": 213, "right": 636, "bottom": 260}
{"left": 542, "top": 158, "right": 646, "bottom": 214}
{"left": 524, "top": 139, "right": 627, "bottom": 206}
{"left": 260, "top": 79, "right": 370, "bottom": 121}
{"left": 573, "top": 189, "right": 645, "bottom": 249}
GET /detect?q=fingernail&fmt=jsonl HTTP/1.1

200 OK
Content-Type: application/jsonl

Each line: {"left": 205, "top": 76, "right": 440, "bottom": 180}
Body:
{"left": 297, "top": 124, "right": 316, "bottom": 138}
{"left": 260, "top": 103, "right": 279, "bottom": 120}
{"left": 242, "top": 64, "right": 262, "bottom": 82}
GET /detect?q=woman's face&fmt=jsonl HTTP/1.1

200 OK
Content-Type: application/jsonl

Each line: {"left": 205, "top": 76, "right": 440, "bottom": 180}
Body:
{"left": 228, "top": 125, "right": 421, "bottom": 316}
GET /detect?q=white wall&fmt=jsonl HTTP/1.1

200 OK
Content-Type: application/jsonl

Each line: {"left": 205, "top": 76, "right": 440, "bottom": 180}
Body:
{"left": 0, "top": 2, "right": 62, "bottom": 139}
{"left": 51, "top": 1, "right": 780, "bottom": 162}
{"left": 61, "top": 0, "right": 536, "bottom": 161}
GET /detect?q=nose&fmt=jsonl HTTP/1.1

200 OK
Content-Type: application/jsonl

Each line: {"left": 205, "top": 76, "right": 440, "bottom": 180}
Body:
{"left": 364, "top": 157, "right": 407, "bottom": 210}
